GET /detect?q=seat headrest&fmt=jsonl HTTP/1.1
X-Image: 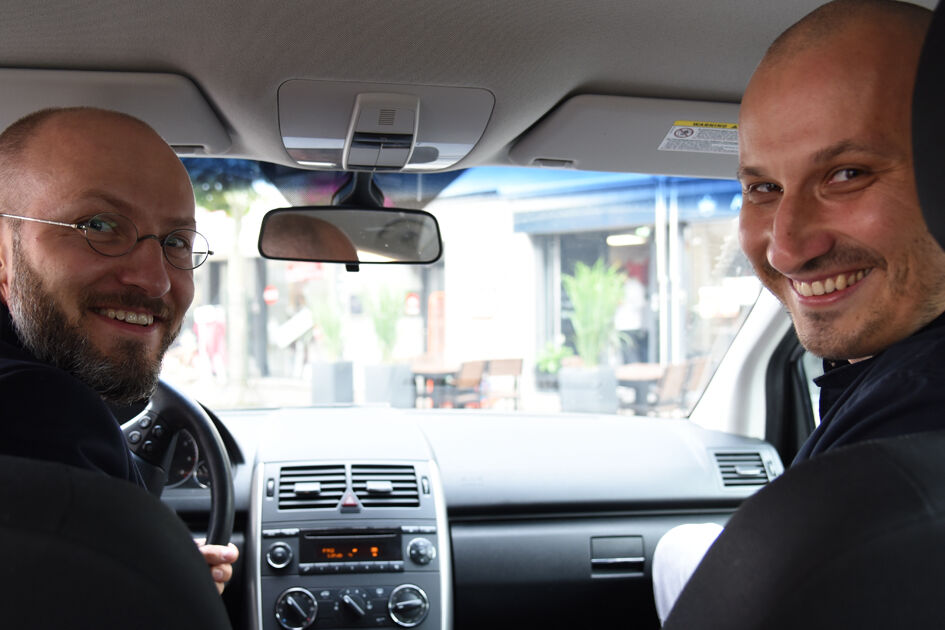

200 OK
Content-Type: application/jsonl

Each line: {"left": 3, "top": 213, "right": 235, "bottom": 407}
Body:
{"left": 914, "top": 1, "right": 945, "bottom": 248}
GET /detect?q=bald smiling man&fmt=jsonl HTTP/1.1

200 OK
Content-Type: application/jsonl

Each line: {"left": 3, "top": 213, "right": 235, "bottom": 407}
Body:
{"left": 654, "top": 1, "right": 945, "bottom": 623}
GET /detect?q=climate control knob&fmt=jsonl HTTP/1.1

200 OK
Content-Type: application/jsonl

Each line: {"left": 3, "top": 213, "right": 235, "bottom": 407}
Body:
{"left": 388, "top": 584, "right": 430, "bottom": 627}
{"left": 407, "top": 537, "right": 436, "bottom": 565}
{"left": 274, "top": 587, "right": 318, "bottom": 630}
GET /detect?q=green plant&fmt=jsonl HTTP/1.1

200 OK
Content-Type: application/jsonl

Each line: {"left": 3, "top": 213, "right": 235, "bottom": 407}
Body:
{"left": 561, "top": 259, "right": 626, "bottom": 367}
{"left": 536, "top": 342, "right": 574, "bottom": 374}
{"left": 369, "top": 288, "right": 404, "bottom": 363}
{"left": 312, "top": 302, "right": 344, "bottom": 361}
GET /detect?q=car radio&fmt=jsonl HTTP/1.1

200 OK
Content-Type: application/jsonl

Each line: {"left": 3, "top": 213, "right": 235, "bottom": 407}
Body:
{"left": 250, "top": 460, "right": 450, "bottom": 630}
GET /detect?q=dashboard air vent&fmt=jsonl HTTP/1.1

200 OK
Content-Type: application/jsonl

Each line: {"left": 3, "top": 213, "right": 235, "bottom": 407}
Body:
{"left": 715, "top": 452, "right": 770, "bottom": 487}
{"left": 279, "top": 464, "right": 346, "bottom": 509}
{"left": 351, "top": 465, "right": 420, "bottom": 507}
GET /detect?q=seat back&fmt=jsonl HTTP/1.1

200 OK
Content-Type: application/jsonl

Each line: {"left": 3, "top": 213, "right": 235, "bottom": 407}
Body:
{"left": 663, "top": 431, "right": 945, "bottom": 629}
{"left": 0, "top": 455, "right": 232, "bottom": 629}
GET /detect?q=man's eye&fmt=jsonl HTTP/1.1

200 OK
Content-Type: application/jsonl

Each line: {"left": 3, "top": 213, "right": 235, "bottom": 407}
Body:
{"left": 87, "top": 217, "right": 118, "bottom": 233}
{"left": 165, "top": 234, "right": 192, "bottom": 250}
{"left": 744, "top": 182, "right": 782, "bottom": 204}
{"left": 828, "top": 168, "right": 865, "bottom": 184}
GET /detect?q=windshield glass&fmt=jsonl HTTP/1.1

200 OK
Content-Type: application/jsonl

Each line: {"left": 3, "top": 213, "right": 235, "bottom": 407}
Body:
{"left": 162, "top": 159, "right": 760, "bottom": 418}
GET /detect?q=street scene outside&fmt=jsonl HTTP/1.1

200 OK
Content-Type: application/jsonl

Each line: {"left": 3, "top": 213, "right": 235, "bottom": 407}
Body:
{"left": 161, "top": 161, "right": 760, "bottom": 417}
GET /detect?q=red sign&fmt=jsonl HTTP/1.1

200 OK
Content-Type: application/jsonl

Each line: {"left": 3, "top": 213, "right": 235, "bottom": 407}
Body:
{"left": 405, "top": 292, "right": 421, "bottom": 316}
{"left": 263, "top": 285, "right": 280, "bottom": 305}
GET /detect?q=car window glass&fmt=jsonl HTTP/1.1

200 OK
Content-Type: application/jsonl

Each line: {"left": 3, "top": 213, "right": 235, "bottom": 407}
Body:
{"left": 161, "top": 160, "right": 761, "bottom": 419}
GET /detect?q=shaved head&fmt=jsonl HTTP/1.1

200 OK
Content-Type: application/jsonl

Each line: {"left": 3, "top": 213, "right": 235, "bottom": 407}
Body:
{"left": 762, "top": 0, "right": 931, "bottom": 70}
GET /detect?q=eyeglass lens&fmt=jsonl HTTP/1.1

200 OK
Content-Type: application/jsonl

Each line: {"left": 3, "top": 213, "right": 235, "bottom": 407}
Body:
{"left": 82, "top": 213, "right": 210, "bottom": 269}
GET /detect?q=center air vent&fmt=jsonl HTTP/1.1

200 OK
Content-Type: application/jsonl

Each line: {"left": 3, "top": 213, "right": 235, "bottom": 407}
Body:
{"left": 351, "top": 465, "right": 420, "bottom": 507}
{"left": 715, "top": 452, "right": 770, "bottom": 487}
{"left": 279, "top": 464, "right": 346, "bottom": 509}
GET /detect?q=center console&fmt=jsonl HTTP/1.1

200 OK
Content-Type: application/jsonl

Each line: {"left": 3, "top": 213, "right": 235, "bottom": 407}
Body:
{"left": 249, "top": 460, "right": 450, "bottom": 630}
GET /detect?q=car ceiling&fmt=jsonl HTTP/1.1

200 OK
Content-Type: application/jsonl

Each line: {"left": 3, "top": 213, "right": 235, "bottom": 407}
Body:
{"left": 0, "top": 0, "right": 935, "bottom": 170}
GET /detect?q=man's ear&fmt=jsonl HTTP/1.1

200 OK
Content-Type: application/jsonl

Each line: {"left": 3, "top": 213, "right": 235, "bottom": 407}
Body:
{"left": 0, "top": 230, "right": 11, "bottom": 304}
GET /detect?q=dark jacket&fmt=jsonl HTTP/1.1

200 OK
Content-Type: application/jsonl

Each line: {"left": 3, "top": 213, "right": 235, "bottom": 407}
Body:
{"left": 0, "top": 302, "right": 142, "bottom": 485}
{"left": 794, "top": 310, "right": 945, "bottom": 465}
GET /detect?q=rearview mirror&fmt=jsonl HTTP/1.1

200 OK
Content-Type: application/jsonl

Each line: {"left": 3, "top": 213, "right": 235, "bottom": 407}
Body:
{"left": 257, "top": 207, "right": 442, "bottom": 265}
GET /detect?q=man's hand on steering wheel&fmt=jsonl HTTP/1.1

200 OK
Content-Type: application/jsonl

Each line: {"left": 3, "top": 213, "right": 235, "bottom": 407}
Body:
{"left": 195, "top": 538, "right": 240, "bottom": 593}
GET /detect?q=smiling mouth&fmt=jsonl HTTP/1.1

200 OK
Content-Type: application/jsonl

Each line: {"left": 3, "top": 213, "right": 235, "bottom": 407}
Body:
{"left": 98, "top": 308, "right": 156, "bottom": 327}
{"left": 792, "top": 269, "right": 871, "bottom": 297}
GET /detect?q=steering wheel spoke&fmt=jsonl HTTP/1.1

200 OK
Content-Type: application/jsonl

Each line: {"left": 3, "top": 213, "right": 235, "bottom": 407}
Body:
{"left": 120, "top": 380, "right": 234, "bottom": 546}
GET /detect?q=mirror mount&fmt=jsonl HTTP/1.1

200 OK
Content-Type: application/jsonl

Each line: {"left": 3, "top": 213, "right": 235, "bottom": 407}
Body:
{"left": 332, "top": 171, "right": 385, "bottom": 208}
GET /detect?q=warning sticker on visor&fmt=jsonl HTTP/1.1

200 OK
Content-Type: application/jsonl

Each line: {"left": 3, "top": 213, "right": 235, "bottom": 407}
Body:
{"left": 658, "top": 120, "right": 739, "bottom": 155}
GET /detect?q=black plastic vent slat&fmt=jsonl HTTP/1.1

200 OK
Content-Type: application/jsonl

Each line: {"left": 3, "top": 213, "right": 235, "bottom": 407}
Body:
{"left": 351, "top": 465, "right": 420, "bottom": 507}
{"left": 279, "top": 465, "right": 346, "bottom": 510}
{"left": 715, "top": 452, "right": 770, "bottom": 487}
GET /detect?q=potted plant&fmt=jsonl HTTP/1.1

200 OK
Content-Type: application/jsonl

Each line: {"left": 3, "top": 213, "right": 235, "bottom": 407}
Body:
{"left": 364, "top": 289, "right": 415, "bottom": 408}
{"left": 535, "top": 340, "right": 574, "bottom": 391}
{"left": 558, "top": 259, "right": 625, "bottom": 413}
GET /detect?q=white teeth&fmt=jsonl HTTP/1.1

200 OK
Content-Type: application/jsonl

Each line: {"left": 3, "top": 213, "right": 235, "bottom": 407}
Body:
{"left": 793, "top": 269, "right": 870, "bottom": 298}
{"left": 98, "top": 309, "right": 154, "bottom": 326}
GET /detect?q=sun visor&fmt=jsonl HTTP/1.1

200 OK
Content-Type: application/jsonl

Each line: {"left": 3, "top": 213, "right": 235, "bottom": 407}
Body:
{"left": 510, "top": 95, "right": 740, "bottom": 179}
{"left": 279, "top": 79, "right": 494, "bottom": 172}
{"left": 0, "top": 69, "right": 229, "bottom": 155}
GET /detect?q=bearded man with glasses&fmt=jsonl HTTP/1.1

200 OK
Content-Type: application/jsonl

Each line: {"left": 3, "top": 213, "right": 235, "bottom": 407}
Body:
{"left": 0, "top": 106, "right": 236, "bottom": 593}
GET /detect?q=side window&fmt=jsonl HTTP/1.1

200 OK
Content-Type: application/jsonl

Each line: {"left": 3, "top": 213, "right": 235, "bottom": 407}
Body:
{"left": 800, "top": 351, "right": 824, "bottom": 427}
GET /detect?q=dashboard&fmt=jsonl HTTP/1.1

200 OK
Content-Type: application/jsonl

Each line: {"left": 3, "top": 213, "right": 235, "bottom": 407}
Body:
{"left": 161, "top": 408, "right": 783, "bottom": 630}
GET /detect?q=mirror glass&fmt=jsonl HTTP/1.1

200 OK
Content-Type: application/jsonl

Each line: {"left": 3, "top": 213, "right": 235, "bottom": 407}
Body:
{"left": 258, "top": 207, "right": 442, "bottom": 264}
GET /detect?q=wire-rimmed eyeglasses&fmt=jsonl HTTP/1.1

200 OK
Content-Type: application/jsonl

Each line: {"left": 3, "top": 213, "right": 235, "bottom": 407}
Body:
{"left": 0, "top": 212, "right": 213, "bottom": 270}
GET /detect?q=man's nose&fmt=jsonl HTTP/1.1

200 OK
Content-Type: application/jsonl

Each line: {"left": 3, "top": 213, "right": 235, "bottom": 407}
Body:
{"left": 117, "top": 236, "right": 172, "bottom": 297}
{"left": 766, "top": 191, "right": 834, "bottom": 275}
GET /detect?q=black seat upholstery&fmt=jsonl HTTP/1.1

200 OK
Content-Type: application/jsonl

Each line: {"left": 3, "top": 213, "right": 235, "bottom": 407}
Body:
{"left": 0, "top": 455, "right": 231, "bottom": 629}
{"left": 664, "top": 2, "right": 945, "bottom": 627}
{"left": 662, "top": 431, "right": 945, "bottom": 629}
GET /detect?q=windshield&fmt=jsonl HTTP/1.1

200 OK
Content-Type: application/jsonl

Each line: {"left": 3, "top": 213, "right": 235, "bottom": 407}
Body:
{"left": 161, "top": 159, "right": 760, "bottom": 418}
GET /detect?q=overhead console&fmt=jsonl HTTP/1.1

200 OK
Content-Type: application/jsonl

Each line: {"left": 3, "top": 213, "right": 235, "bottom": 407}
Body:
{"left": 278, "top": 79, "right": 494, "bottom": 172}
{"left": 250, "top": 459, "right": 450, "bottom": 630}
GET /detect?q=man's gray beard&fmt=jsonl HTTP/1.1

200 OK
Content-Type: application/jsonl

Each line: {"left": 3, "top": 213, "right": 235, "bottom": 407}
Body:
{"left": 8, "top": 234, "right": 179, "bottom": 405}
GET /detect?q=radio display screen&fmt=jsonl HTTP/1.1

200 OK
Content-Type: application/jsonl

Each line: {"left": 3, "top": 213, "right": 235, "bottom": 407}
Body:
{"left": 300, "top": 532, "right": 403, "bottom": 563}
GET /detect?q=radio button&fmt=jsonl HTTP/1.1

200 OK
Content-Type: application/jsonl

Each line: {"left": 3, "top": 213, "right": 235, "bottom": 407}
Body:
{"left": 391, "top": 561, "right": 405, "bottom": 572}
{"left": 407, "top": 537, "right": 436, "bottom": 566}
{"left": 299, "top": 563, "right": 316, "bottom": 575}
{"left": 375, "top": 561, "right": 390, "bottom": 572}
{"left": 267, "top": 542, "right": 293, "bottom": 569}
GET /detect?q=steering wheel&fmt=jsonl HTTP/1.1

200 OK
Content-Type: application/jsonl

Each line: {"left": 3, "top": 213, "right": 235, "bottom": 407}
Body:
{"left": 120, "top": 380, "right": 234, "bottom": 546}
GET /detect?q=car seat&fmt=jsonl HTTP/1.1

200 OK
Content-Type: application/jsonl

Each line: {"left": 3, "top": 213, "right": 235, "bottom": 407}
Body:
{"left": 0, "top": 454, "right": 231, "bottom": 629}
